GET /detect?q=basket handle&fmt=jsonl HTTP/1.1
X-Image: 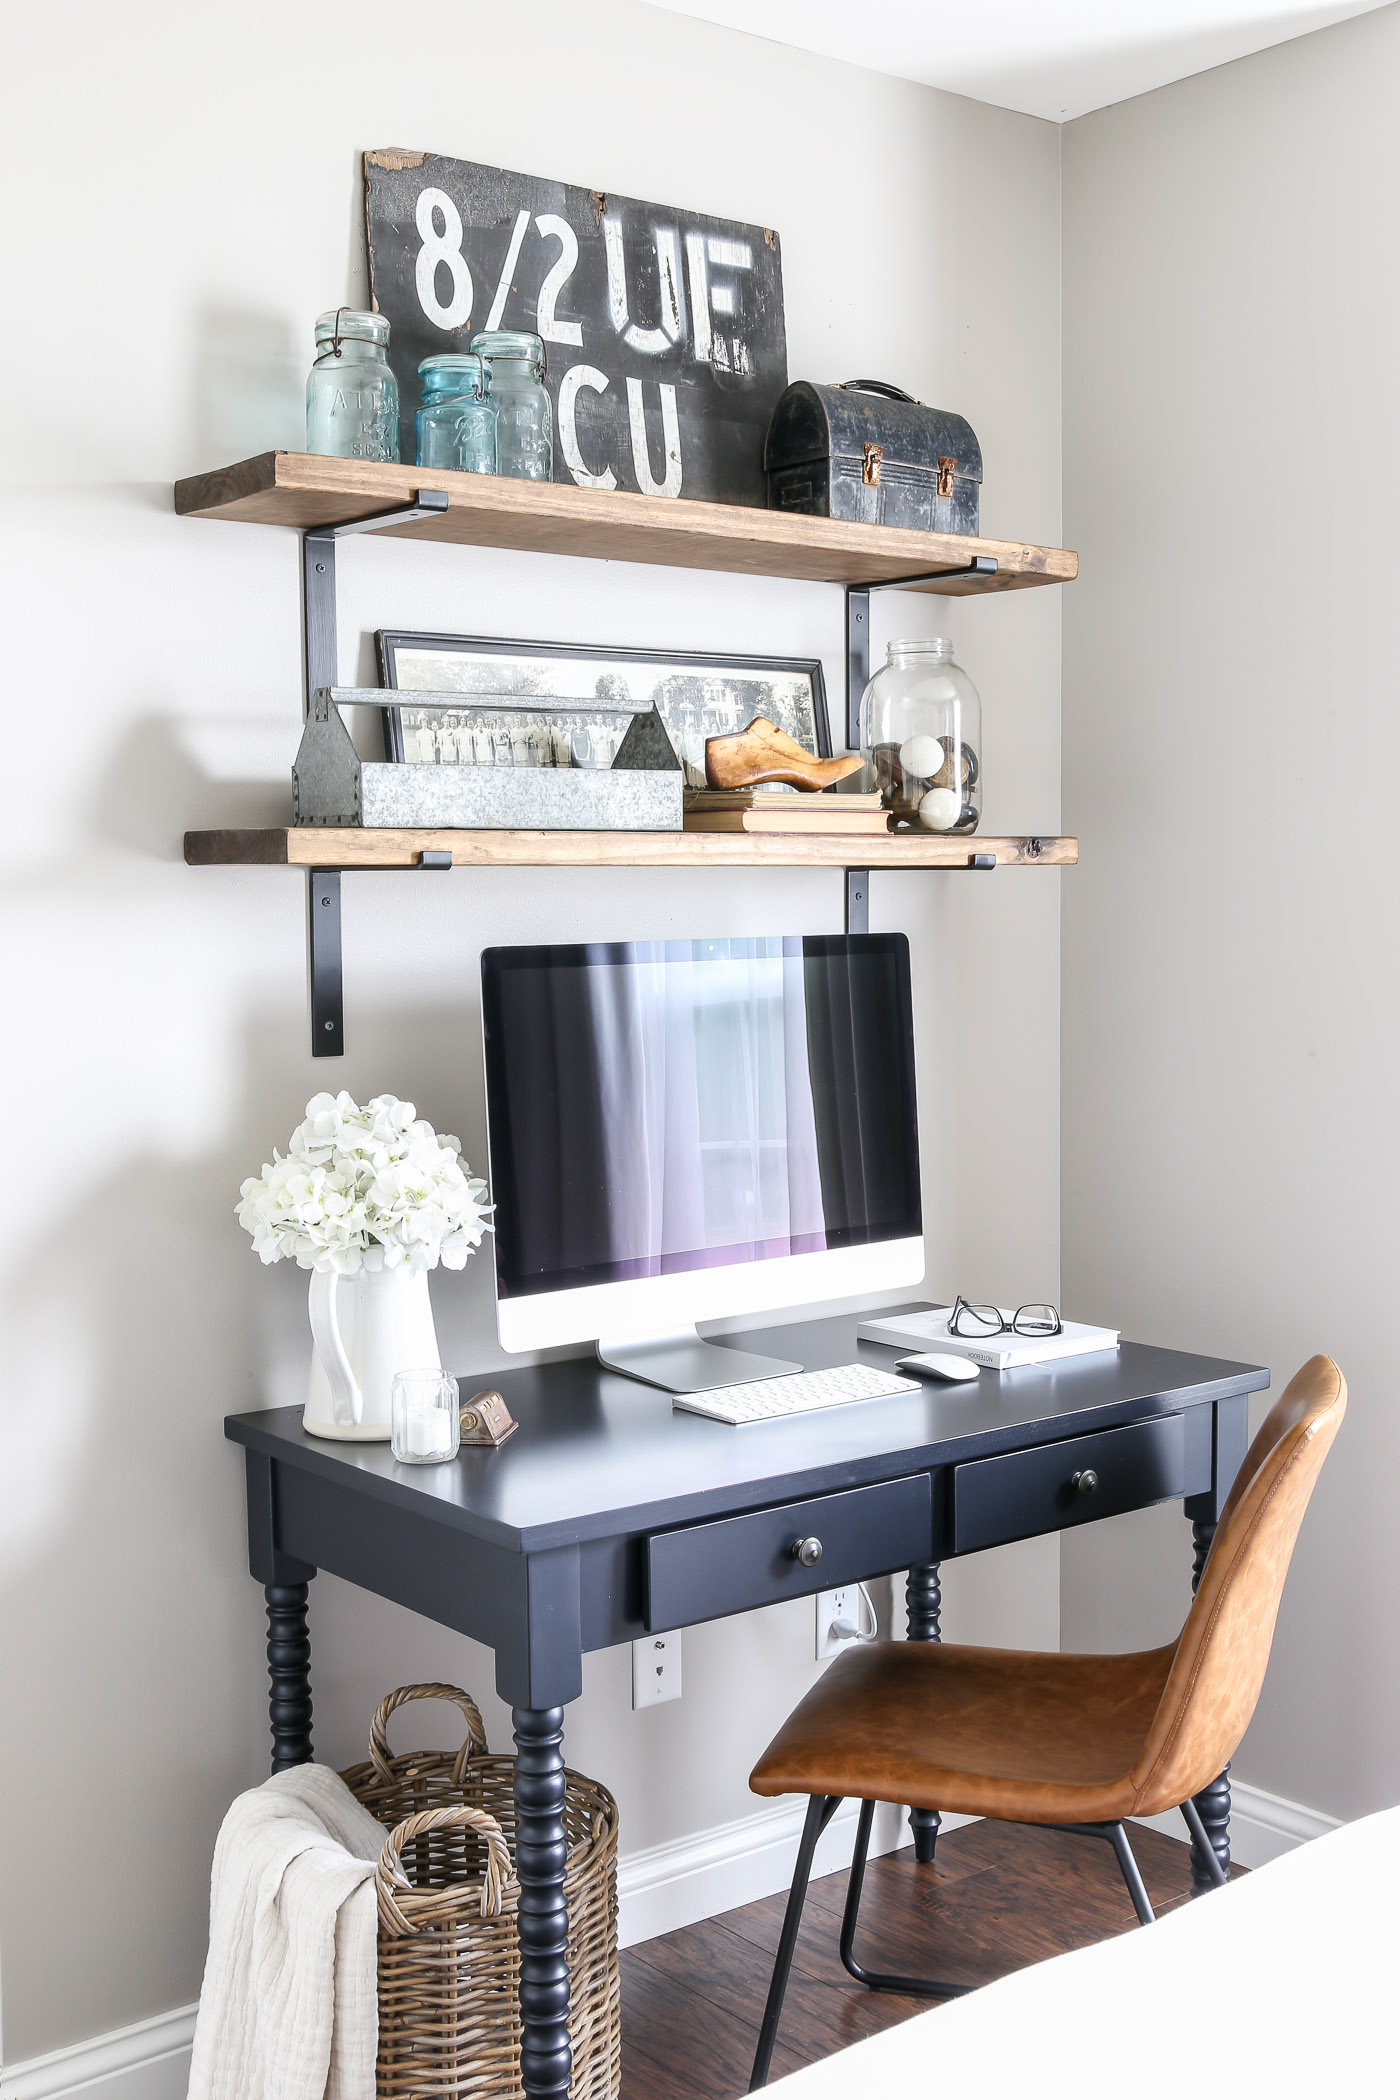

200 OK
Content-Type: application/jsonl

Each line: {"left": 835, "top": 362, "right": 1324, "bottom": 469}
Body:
{"left": 376, "top": 1806, "right": 515, "bottom": 1930}
{"left": 368, "top": 1682, "right": 488, "bottom": 1785}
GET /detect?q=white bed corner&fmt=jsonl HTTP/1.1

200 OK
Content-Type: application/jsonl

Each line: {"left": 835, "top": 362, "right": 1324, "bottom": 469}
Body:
{"left": 764, "top": 1808, "right": 1395, "bottom": 2098}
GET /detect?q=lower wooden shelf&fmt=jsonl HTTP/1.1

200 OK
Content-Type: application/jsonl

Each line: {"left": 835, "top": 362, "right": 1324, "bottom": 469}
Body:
{"left": 184, "top": 827, "right": 1077, "bottom": 871}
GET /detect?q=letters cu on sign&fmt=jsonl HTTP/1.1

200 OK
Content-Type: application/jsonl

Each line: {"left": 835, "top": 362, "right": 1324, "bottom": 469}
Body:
{"left": 365, "top": 151, "right": 788, "bottom": 509}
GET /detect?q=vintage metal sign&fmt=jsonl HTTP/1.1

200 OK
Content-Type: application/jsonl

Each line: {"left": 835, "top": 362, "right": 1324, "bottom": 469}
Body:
{"left": 364, "top": 150, "right": 787, "bottom": 507}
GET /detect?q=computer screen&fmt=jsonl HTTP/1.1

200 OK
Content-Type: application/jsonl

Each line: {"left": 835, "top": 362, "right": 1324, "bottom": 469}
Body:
{"left": 481, "top": 934, "right": 920, "bottom": 1305}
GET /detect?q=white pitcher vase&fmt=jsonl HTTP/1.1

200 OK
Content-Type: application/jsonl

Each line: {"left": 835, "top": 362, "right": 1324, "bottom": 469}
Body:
{"left": 304, "top": 1264, "right": 442, "bottom": 1441}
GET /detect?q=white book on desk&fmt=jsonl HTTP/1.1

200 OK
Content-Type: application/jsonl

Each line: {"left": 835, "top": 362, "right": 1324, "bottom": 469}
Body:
{"left": 856, "top": 1307, "right": 1120, "bottom": 1370}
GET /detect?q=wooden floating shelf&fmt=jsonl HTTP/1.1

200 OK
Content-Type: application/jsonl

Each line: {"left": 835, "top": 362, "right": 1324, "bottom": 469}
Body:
{"left": 173, "top": 453, "right": 1077, "bottom": 596}
{"left": 184, "top": 828, "right": 1077, "bottom": 871}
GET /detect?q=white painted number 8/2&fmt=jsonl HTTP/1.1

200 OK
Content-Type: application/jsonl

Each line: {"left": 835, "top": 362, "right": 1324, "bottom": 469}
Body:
{"left": 415, "top": 188, "right": 473, "bottom": 330}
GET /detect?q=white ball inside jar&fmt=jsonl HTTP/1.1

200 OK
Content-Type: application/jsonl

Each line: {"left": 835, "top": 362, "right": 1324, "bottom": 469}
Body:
{"left": 918, "top": 785, "right": 963, "bottom": 832}
{"left": 898, "top": 733, "right": 945, "bottom": 781}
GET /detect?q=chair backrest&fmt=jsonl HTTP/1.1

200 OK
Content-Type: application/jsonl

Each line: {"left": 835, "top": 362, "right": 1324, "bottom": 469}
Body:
{"left": 1129, "top": 1354, "right": 1346, "bottom": 1814}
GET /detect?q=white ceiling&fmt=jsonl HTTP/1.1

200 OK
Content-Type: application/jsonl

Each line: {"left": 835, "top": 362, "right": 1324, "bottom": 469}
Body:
{"left": 641, "top": 0, "right": 1389, "bottom": 120}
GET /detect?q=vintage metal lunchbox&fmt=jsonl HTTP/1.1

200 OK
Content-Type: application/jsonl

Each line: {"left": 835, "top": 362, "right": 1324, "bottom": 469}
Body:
{"left": 764, "top": 380, "right": 982, "bottom": 536}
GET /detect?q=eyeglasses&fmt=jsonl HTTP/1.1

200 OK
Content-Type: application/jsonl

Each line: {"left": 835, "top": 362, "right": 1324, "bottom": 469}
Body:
{"left": 948, "top": 1295, "right": 1063, "bottom": 1339}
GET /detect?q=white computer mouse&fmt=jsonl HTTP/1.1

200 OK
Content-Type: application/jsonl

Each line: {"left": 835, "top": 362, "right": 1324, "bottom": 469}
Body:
{"left": 896, "top": 1351, "right": 982, "bottom": 1384}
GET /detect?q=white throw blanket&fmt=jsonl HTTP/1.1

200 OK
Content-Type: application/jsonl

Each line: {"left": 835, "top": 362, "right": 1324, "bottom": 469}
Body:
{"left": 189, "top": 1763, "right": 389, "bottom": 2100}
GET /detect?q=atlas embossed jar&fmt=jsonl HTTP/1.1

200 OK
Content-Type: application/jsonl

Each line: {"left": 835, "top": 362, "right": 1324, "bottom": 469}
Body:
{"left": 471, "top": 329, "right": 552, "bottom": 480}
{"left": 859, "top": 637, "right": 982, "bottom": 833}
{"left": 306, "top": 309, "right": 400, "bottom": 462}
{"left": 416, "top": 352, "right": 496, "bottom": 473}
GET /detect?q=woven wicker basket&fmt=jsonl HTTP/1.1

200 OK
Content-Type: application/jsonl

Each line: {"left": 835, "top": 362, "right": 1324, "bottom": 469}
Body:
{"left": 342, "top": 1683, "right": 620, "bottom": 2100}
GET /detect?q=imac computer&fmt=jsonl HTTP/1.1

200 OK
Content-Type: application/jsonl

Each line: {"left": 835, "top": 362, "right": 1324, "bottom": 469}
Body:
{"left": 480, "top": 933, "right": 924, "bottom": 1394}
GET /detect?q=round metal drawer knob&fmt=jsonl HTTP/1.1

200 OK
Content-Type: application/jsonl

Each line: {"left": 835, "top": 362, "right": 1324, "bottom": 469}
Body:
{"left": 1072, "top": 1468, "right": 1100, "bottom": 1497}
{"left": 791, "top": 1536, "right": 824, "bottom": 1568}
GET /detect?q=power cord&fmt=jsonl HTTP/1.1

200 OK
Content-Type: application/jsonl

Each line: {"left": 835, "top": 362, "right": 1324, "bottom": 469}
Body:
{"left": 825, "top": 1583, "right": 879, "bottom": 1647}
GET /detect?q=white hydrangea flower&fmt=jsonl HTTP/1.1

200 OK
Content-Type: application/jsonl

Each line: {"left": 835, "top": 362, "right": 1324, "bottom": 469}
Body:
{"left": 236, "top": 1093, "right": 492, "bottom": 1274}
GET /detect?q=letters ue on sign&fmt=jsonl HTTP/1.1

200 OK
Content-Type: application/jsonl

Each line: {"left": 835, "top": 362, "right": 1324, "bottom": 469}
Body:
{"left": 364, "top": 150, "right": 788, "bottom": 508}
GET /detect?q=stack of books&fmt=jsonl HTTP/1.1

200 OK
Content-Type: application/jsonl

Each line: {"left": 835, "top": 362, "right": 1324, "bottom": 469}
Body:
{"left": 683, "top": 788, "right": 891, "bottom": 835}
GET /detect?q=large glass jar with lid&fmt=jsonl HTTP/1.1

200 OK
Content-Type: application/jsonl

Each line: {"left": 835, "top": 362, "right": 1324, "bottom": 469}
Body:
{"left": 306, "top": 309, "right": 399, "bottom": 462}
{"left": 471, "top": 330, "right": 552, "bottom": 480}
{"left": 858, "top": 637, "right": 981, "bottom": 833}
{"left": 416, "top": 353, "right": 496, "bottom": 473}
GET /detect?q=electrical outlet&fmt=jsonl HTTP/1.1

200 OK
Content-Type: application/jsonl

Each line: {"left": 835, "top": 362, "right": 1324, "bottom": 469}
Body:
{"left": 632, "top": 1630, "right": 682, "bottom": 1708}
{"left": 816, "top": 1586, "right": 864, "bottom": 1660}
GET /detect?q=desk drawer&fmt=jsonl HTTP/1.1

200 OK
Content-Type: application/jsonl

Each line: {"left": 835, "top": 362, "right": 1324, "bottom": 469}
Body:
{"left": 646, "top": 1474, "right": 933, "bottom": 1634}
{"left": 953, "top": 1416, "right": 1191, "bottom": 1555}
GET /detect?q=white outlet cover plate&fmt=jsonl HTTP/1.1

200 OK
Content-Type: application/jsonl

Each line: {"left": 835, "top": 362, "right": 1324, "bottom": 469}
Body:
{"left": 816, "top": 1587, "right": 863, "bottom": 1660}
{"left": 633, "top": 1630, "right": 683, "bottom": 1707}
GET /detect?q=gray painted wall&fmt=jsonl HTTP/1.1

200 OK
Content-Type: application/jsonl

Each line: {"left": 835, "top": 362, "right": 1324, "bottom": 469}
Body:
{"left": 1061, "top": 4, "right": 1400, "bottom": 1817}
{"left": 0, "top": 0, "right": 1062, "bottom": 2058}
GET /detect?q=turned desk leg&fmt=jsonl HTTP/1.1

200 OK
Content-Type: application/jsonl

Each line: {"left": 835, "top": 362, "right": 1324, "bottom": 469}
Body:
{"left": 907, "top": 1563, "right": 943, "bottom": 1864}
{"left": 1189, "top": 1518, "right": 1230, "bottom": 1894}
{"left": 513, "top": 1705, "right": 572, "bottom": 2099}
{"left": 265, "top": 1582, "right": 313, "bottom": 1771}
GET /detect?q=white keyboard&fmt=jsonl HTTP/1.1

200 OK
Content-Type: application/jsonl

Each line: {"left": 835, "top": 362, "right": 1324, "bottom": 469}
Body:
{"left": 673, "top": 1362, "right": 921, "bottom": 1425}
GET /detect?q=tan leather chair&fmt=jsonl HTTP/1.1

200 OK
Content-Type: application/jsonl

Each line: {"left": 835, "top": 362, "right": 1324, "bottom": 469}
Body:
{"left": 746, "top": 1356, "right": 1346, "bottom": 2089}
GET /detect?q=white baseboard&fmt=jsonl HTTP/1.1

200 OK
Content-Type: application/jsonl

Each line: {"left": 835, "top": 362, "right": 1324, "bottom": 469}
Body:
{"left": 1131, "top": 1777, "right": 1339, "bottom": 1868}
{"left": 616, "top": 1795, "right": 956, "bottom": 1948}
{"left": 0, "top": 2006, "right": 196, "bottom": 2100}
{"left": 1, "top": 1781, "right": 1334, "bottom": 2100}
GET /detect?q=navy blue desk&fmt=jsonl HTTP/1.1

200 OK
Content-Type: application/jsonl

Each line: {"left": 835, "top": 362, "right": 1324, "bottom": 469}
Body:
{"left": 227, "top": 1308, "right": 1267, "bottom": 2098}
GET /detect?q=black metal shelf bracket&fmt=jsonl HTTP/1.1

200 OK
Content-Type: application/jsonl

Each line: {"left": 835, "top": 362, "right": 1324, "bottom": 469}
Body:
{"left": 301, "top": 491, "right": 452, "bottom": 1057}
{"left": 309, "top": 871, "right": 343, "bottom": 1050}
{"left": 841, "top": 555, "right": 999, "bottom": 930}
{"left": 302, "top": 489, "right": 453, "bottom": 703}
{"left": 844, "top": 556, "right": 999, "bottom": 748}
{"left": 842, "top": 846, "right": 994, "bottom": 937}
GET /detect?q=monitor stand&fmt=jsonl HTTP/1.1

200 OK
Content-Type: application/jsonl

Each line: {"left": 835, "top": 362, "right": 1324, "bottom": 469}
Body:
{"left": 597, "top": 1327, "right": 803, "bottom": 1395}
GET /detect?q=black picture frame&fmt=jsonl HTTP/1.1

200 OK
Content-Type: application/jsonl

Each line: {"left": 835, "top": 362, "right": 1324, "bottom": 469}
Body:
{"left": 375, "top": 631, "right": 831, "bottom": 790}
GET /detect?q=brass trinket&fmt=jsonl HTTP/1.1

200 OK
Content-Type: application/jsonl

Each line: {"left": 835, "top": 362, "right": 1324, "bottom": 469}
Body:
{"left": 459, "top": 1389, "right": 519, "bottom": 1447}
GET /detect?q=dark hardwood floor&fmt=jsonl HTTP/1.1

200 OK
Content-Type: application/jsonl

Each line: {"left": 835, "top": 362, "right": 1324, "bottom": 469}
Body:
{"left": 620, "top": 1820, "right": 1224, "bottom": 2096}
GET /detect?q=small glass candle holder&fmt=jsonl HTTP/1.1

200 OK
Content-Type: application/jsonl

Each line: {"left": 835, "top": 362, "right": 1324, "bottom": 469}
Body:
{"left": 391, "top": 1369, "right": 460, "bottom": 1464}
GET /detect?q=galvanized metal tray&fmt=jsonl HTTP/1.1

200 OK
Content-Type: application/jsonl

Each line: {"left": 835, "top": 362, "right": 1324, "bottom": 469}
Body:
{"left": 292, "top": 688, "right": 683, "bottom": 831}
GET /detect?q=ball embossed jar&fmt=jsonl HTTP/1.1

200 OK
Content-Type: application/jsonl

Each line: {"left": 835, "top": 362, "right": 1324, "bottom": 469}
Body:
{"left": 471, "top": 329, "right": 552, "bottom": 480}
{"left": 416, "top": 352, "right": 496, "bottom": 473}
{"left": 859, "top": 637, "right": 982, "bottom": 833}
{"left": 306, "top": 309, "right": 400, "bottom": 462}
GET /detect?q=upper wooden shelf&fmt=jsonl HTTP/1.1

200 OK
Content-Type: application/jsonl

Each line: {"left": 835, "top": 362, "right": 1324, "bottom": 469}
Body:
{"left": 173, "top": 454, "right": 1078, "bottom": 596}
{"left": 184, "top": 828, "right": 1077, "bottom": 871}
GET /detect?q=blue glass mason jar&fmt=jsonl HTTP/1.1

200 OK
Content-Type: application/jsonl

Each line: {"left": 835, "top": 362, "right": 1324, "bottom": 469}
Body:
{"left": 416, "top": 353, "right": 496, "bottom": 473}
{"left": 471, "top": 330, "right": 552, "bottom": 480}
{"left": 306, "top": 309, "right": 399, "bottom": 462}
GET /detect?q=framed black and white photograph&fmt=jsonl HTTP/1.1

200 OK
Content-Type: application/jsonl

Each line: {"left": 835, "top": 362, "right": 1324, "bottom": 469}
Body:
{"left": 376, "top": 632, "right": 830, "bottom": 790}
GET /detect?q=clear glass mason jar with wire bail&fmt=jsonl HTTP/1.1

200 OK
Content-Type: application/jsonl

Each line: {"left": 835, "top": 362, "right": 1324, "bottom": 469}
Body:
{"left": 858, "top": 637, "right": 982, "bottom": 833}
{"left": 306, "top": 309, "right": 400, "bottom": 462}
{"left": 416, "top": 352, "right": 496, "bottom": 474}
{"left": 471, "top": 329, "right": 552, "bottom": 480}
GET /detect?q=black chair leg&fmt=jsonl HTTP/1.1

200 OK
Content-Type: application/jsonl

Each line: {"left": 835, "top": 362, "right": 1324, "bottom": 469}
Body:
{"left": 1180, "top": 1795, "right": 1230, "bottom": 1888}
{"left": 1106, "top": 1822, "right": 1156, "bottom": 1924}
{"left": 1066, "top": 1820, "right": 1156, "bottom": 1924}
{"left": 838, "top": 1798, "right": 974, "bottom": 2000}
{"left": 749, "top": 1795, "right": 841, "bottom": 2091}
